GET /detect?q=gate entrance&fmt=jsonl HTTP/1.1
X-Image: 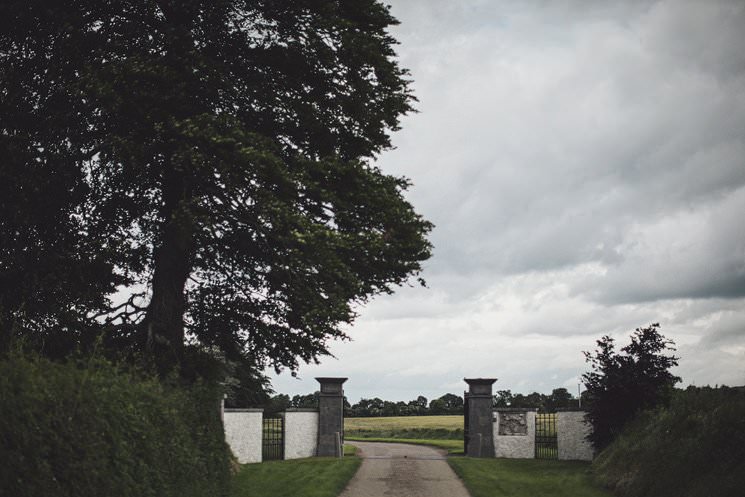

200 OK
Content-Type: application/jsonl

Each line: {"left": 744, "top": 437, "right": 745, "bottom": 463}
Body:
{"left": 535, "top": 412, "right": 558, "bottom": 459}
{"left": 262, "top": 415, "right": 284, "bottom": 460}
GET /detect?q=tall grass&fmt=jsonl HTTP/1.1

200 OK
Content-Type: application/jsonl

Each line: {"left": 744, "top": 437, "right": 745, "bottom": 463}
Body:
{"left": 594, "top": 386, "right": 745, "bottom": 497}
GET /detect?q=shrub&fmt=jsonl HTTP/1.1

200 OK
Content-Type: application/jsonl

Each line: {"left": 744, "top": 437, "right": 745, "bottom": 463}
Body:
{"left": 593, "top": 386, "right": 745, "bottom": 497}
{"left": 0, "top": 353, "right": 231, "bottom": 497}
{"left": 582, "top": 324, "right": 680, "bottom": 449}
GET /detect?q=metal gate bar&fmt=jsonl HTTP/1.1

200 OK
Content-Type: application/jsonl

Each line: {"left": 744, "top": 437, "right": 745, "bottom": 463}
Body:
{"left": 262, "top": 415, "right": 284, "bottom": 461}
{"left": 535, "top": 412, "right": 558, "bottom": 459}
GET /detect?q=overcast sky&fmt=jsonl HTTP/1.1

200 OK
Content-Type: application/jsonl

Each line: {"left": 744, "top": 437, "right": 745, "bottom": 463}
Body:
{"left": 273, "top": 0, "right": 745, "bottom": 403}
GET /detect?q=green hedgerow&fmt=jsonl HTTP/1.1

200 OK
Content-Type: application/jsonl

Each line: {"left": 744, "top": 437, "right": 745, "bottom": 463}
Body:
{"left": 0, "top": 353, "right": 231, "bottom": 497}
{"left": 593, "top": 386, "right": 745, "bottom": 497}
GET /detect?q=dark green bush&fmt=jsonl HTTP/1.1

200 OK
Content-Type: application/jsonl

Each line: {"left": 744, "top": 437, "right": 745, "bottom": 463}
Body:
{"left": 593, "top": 386, "right": 745, "bottom": 497}
{"left": 0, "top": 353, "right": 231, "bottom": 497}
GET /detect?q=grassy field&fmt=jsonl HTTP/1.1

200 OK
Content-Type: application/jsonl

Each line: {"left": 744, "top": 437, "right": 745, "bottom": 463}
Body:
{"left": 344, "top": 415, "right": 465, "bottom": 453}
{"left": 345, "top": 415, "right": 463, "bottom": 439}
{"left": 448, "top": 458, "right": 612, "bottom": 497}
{"left": 231, "top": 457, "right": 360, "bottom": 497}
{"left": 345, "top": 415, "right": 463, "bottom": 430}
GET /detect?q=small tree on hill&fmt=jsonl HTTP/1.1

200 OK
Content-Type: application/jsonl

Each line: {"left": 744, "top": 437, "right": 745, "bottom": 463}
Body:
{"left": 493, "top": 389, "right": 514, "bottom": 407}
{"left": 545, "top": 388, "right": 574, "bottom": 411}
{"left": 582, "top": 323, "right": 681, "bottom": 449}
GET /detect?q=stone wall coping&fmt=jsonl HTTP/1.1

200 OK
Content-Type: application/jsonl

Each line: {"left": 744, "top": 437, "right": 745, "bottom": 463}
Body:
{"left": 285, "top": 408, "right": 319, "bottom": 413}
{"left": 493, "top": 407, "right": 539, "bottom": 412}
{"left": 224, "top": 408, "right": 264, "bottom": 413}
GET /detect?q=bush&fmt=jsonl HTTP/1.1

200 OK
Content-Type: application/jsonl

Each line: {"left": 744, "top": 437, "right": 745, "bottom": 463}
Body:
{"left": 593, "top": 386, "right": 745, "bottom": 497}
{"left": 582, "top": 324, "right": 680, "bottom": 449}
{"left": 0, "top": 353, "right": 231, "bottom": 497}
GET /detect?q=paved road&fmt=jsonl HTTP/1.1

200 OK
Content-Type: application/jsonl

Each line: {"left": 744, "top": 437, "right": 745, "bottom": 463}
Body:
{"left": 340, "top": 441, "right": 471, "bottom": 497}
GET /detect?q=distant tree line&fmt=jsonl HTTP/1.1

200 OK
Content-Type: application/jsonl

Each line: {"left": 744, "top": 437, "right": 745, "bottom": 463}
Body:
{"left": 344, "top": 393, "right": 464, "bottom": 417}
{"left": 493, "top": 387, "right": 584, "bottom": 412}
{"left": 259, "top": 387, "right": 582, "bottom": 416}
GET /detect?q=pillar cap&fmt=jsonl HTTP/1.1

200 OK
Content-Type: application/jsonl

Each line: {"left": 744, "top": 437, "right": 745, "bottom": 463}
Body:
{"left": 464, "top": 378, "right": 498, "bottom": 385}
{"left": 464, "top": 378, "right": 497, "bottom": 396}
{"left": 315, "top": 377, "right": 348, "bottom": 384}
{"left": 316, "top": 377, "right": 347, "bottom": 395}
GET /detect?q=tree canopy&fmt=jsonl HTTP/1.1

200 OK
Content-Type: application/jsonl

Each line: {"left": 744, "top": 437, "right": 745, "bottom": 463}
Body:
{"left": 582, "top": 323, "right": 681, "bottom": 449}
{"left": 0, "top": 0, "right": 432, "bottom": 383}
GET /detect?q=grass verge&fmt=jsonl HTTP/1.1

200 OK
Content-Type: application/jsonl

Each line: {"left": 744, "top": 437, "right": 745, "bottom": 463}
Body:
{"left": 345, "top": 436, "right": 464, "bottom": 455}
{"left": 231, "top": 457, "right": 361, "bottom": 497}
{"left": 343, "top": 444, "right": 357, "bottom": 456}
{"left": 448, "top": 458, "right": 611, "bottom": 497}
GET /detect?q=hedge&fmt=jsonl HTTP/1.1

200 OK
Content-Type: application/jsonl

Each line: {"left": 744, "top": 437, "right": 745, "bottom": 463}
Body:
{"left": 593, "top": 386, "right": 745, "bottom": 497}
{"left": 0, "top": 353, "right": 231, "bottom": 497}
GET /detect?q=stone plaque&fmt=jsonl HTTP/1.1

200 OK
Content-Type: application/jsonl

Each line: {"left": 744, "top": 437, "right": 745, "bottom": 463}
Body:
{"left": 498, "top": 412, "right": 528, "bottom": 436}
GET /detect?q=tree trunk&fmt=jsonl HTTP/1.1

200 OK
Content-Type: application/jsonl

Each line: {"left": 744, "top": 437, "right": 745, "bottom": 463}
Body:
{"left": 141, "top": 5, "right": 199, "bottom": 375}
{"left": 143, "top": 161, "right": 194, "bottom": 374}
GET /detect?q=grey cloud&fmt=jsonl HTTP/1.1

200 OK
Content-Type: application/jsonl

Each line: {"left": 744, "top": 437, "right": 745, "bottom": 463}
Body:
{"left": 385, "top": 0, "right": 745, "bottom": 301}
{"left": 574, "top": 188, "right": 745, "bottom": 303}
{"left": 268, "top": 1, "right": 745, "bottom": 400}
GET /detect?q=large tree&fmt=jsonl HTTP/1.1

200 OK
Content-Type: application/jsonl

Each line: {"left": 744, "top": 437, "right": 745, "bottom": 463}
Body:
{"left": 0, "top": 0, "right": 432, "bottom": 376}
{"left": 582, "top": 324, "right": 680, "bottom": 449}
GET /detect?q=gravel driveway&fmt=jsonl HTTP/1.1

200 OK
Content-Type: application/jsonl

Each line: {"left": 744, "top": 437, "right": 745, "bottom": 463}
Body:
{"left": 339, "top": 441, "right": 471, "bottom": 497}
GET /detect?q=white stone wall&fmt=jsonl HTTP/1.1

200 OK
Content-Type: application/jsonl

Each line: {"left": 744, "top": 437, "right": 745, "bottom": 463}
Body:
{"left": 224, "top": 409, "right": 263, "bottom": 464}
{"left": 284, "top": 410, "right": 319, "bottom": 459}
{"left": 557, "top": 411, "right": 594, "bottom": 461}
{"left": 493, "top": 409, "right": 536, "bottom": 458}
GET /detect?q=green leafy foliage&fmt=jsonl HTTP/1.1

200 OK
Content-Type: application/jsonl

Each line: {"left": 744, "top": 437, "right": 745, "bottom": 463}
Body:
{"left": 594, "top": 386, "right": 745, "bottom": 497}
{"left": 0, "top": 0, "right": 432, "bottom": 384}
{"left": 582, "top": 323, "right": 680, "bottom": 449}
{"left": 0, "top": 353, "right": 231, "bottom": 497}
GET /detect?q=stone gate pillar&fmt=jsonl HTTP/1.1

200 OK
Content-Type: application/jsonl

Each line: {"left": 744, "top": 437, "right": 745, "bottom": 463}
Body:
{"left": 316, "top": 377, "right": 347, "bottom": 457}
{"left": 465, "top": 378, "right": 497, "bottom": 458}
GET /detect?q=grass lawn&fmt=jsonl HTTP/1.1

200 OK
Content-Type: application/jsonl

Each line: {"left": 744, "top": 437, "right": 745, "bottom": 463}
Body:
{"left": 345, "top": 436, "right": 464, "bottom": 455}
{"left": 448, "top": 458, "right": 611, "bottom": 497}
{"left": 231, "top": 456, "right": 361, "bottom": 497}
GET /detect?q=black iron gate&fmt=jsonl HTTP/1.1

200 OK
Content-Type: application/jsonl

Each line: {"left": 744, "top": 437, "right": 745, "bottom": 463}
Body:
{"left": 535, "top": 412, "right": 558, "bottom": 459}
{"left": 463, "top": 391, "right": 470, "bottom": 454}
{"left": 262, "top": 415, "right": 284, "bottom": 461}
